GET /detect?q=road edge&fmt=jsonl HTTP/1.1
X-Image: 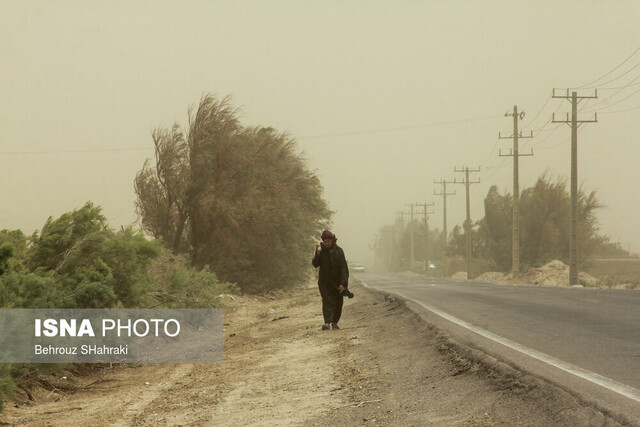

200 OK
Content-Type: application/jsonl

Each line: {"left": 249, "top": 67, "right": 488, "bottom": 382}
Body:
{"left": 356, "top": 278, "right": 635, "bottom": 426}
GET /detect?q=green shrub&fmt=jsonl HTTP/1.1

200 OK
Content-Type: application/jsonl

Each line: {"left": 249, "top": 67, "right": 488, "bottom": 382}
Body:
{"left": 147, "top": 251, "right": 238, "bottom": 308}
{"left": 0, "top": 203, "right": 239, "bottom": 413}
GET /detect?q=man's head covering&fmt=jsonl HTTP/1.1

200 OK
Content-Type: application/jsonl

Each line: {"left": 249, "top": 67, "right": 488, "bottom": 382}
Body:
{"left": 321, "top": 230, "right": 336, "bottom": 241}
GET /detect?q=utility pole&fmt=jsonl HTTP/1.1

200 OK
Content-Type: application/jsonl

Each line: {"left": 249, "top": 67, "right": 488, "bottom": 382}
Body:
{"left": 397, "top": 209, "right": 413, "bottom": 268}
{"left": 415, "top": 202, "right": 435, "bottom": 268}
{"left": 434, "top": 179, "right": 456, "bottom": 275}
{"left": 552, "top": 89, "right": 597, "bottom": 286}
{"left": 453, "top": 167, "right": 481, "bottom": 279}
{"left": 499, "top": 105, "right": 533, "bottom": 278}
{"left": 405, "top": 203, "right": 416, "bottom": 265}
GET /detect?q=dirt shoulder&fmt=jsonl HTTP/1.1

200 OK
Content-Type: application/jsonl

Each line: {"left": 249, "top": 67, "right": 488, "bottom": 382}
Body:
{"left": 1, "top": 281, "right": 622, "bottom": 426}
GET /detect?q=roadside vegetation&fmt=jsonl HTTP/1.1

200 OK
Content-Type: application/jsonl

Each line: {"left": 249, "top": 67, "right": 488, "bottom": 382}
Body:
{"left": 134, "top": 94, "right": 331, "bottom": 293}
{"left": 1, "top": 94, "right": 329, "bottom": 411}
{"left": 374, "top": 173, "right": 636, "bottom": 278}
{"left": 0, "top": 203, "right": 238, "bottom": 410}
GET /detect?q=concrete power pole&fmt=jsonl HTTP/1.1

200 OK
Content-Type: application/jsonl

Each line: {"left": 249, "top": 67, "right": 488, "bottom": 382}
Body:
{"left": 453, "top": 167, "right": 481, "bottom": 279}
{"left": 434, "top": 179, "right": 456, "bottom": 275}
{"left": 397, "top": 209, "right": 413, "bottom": 268}
{"left": 552, "top": 89, "right": 597, "bottom": 286}
{"left": 405, "top": 203, "right": 416, "bottom": 266}
{"left": 499, "top": 105, "right": 533, "bottom": 278}
{"left": 415, "top": 202, "right": 435, "bottom": 268}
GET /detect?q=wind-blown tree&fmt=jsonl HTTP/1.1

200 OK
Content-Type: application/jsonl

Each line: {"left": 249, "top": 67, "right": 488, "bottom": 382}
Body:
{"left": 135, "top": 94, "right": 331, "bottom": 292}
{"left": 134, "top": 124, "right": 190, "bottom": 253}
{"left": 476, "top": 174, "right": 604, "bottom": 270}
{"left": 519, "top": 174, "right": 603, "bottom": 266}
{"left": 480, "top": 185, "right": 512, "bottom": 271}
{"left": 447, "top": 223, "right": 485, "bottom": 259}
{"left": 518, "top": 176, "right": 570, "bottom": 265}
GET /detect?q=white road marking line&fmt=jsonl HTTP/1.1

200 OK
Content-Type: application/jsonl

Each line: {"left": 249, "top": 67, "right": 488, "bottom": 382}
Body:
{"left": 360, "top": 280, "right": 640, "bottom": 404}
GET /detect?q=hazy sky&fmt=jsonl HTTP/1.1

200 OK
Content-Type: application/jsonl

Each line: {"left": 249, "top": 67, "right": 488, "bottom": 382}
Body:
{"left": 2, "top": 1, "right": 640, "bottom": 266}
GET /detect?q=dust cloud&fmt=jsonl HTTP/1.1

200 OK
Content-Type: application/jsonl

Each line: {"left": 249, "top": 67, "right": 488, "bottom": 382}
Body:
{"left": 2, "top": 2, "right": 640, "bottom": 268}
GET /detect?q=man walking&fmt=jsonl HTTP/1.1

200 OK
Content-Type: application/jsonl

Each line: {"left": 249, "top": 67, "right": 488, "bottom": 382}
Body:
{"left": 312, "top": 230, "right": 349, "bottom": 331}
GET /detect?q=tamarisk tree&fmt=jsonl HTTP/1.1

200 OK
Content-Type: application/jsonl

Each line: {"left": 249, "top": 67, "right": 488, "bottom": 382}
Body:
{"left": 135, "top": 95, "right": 331, "bottom": 292}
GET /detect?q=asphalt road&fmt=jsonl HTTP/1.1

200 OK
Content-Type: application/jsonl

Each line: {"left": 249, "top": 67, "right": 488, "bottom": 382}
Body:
{"left": 356, "top": 272, "right": 640, "bottom": 421}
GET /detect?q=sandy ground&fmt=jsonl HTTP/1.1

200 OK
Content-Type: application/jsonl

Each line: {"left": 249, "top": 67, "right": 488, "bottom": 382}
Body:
{"left": 0, "top": 280, "right": 623, "bottom": 426}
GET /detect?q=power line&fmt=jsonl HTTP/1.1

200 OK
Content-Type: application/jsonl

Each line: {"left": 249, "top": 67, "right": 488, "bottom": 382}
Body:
{"left": 482, "top": 157, "right": 510, "bottom": 181}
{"left": 521, "top": 91, "right": 552, "bottom": 131}
{"left": 526, "top": 98, "right": 565, "bottom": 134}
{"left": 536, "top": 129, "right": 585, "bottom": 151}
{"left": 599, "top": 103, "right": 640, "bottom": 114}
{"left": 529, "top": 99, "right": 575, "bottom": 148}
{"left": 575, "top": 45, "right": 640, "bottom": 89}
{"left": 579, "top": 61, "right": 640, "bottom": 90}
{"left": 596, "top": 79, "right": 640, "bottom": 90}
{"left": 484, "top": 156, "right": 509, "bottom": 170}
{"left": 584, "top": 85, "right": 640, "bottom": 112}
{"left": 484, "top": 167, "right": 513, "bottom": 186}
{"left": 582, "top": 73, "right": 640, "bottom": 111}
{"left": 1, "top": 115, "right": 507, "bottom": 155}
{"left": 0, "top": 147, "right": 153, "bottom": 155}
{"left": 483, "top": 148, "right": 510, "bottom": 171}
{"left": 298, "top": 115, "right": 503, "bottom": 140}
{"left": 534, "top": 124, "right": 563, "bottom": 134}
{"left": 479, "top": 138, "right": 501, "bottom": 167}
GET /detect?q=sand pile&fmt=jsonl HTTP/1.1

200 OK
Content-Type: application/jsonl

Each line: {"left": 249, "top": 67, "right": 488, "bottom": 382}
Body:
{"left": 451, "top": 272, "right": 468, "bottom": 279}
{"left": 450, "top": 260, "right": 599, "bottom": 287}
{"left": 520, "top": 260, "right": 598, "bottom": 287}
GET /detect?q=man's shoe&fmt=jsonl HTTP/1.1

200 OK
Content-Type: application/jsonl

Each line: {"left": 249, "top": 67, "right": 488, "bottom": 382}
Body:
{"left": 331, "top": 323, "right": 340, "bottom": 330}
{"left": 321, "top": 323, "right": 330, "bottom": 331}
